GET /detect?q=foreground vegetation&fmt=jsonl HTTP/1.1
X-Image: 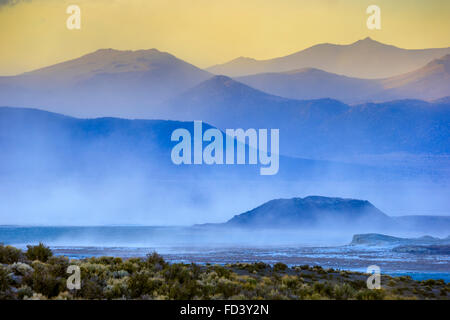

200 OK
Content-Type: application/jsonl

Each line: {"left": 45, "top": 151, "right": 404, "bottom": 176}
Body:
{"left": 1, "top": 243, "right": 448, "bottom": 300}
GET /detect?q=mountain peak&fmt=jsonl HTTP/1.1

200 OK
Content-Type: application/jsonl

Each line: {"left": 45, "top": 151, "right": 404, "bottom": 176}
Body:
{"left": 195, "top": 75, "right": 250, "bottom": 90}
{"left": 24, "top": 47, "right": 188, "bottom": 78}
{"left": 183, "top": 75, "right": 276, "bottom": 99}
{"left": 351, "top": 36, "right": 384, "bottom": 47}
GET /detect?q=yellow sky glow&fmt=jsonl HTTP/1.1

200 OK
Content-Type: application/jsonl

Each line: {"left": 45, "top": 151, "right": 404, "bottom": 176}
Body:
{"left": 0, "top": 0, "right": 449, "bottom": 75}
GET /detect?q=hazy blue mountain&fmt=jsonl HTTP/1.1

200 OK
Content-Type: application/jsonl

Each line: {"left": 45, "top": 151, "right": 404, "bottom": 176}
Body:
{"left": 237, "top": 68, "right": 383, "bottom": 104}
{"left": 207, "top": 37, "right": 450, "bottom": 78}
{"left": 163, "top": 76, "right": 450, "bottom": 158}
{"left": 201, "top": 196, "right": 450, "bottom": 233}
{"left": 0, "top": 107, "right": 448, "bottom": 227}
{"left": 236, "top": 55, "right": 450, "bottom": 103}
{"left": 0, "top": 106, "right": 387, "bottom": 181}
{"left": 0, "top": 49, "right": 212, "bottom": 118}
{"left": 1, "top": 42, "right": 449, "bottom": 119}
{"left": 0, "top": 106, "right": 411, "bottom": 225}
{"left": 378, "top": 54, "right": 450, "bottom": 101}
{"left": 223, "top": 196, "right": 391, "bottom": 229}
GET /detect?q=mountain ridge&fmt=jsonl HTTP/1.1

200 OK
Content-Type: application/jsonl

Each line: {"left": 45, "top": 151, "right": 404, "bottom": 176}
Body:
{"left": 0, "top": 48, "right": 213, "bottom": 118}
{"left": 208, "top": 37, "right": 450, "bottom": 78}
{"left": 236, "top": 54, "right": 450, "bottom": 103}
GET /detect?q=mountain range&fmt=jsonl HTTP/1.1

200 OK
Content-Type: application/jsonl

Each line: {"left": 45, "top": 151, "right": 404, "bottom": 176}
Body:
{"left": 0, "top": 48, "right": 212, "bottom": 118}
{"left": 0, "top": 106, "right": 401, "bottom": 181}
{"left": 207, "top": 37, "right": 450, "bottom": 78}
{"left": 0, "top": 38, "right": 449, "bottom": 117}
{"left": 0, "top": 39, "right": 449, "bottom": 226}
{"left": 0, "top": 107, "right": 448, "bottom": 226}
{"left": 236, "top": 54, "right": 450, "bottom": 104}
{"left": 163, "top": 75, "right": 450, "bottom": 158}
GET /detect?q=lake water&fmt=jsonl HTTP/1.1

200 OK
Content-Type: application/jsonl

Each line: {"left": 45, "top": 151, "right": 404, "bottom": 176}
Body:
{"left": 1, "top": 226, "right": 449, "bottom": 282}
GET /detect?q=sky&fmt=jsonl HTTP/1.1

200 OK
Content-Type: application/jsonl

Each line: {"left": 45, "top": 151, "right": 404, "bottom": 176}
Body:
{"left": 0, "top": 0, "right": 449, "bottom": 75}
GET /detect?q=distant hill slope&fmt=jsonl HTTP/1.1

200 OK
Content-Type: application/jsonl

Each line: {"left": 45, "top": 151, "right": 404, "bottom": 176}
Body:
{"left": 224, "top": 196, "right": 391, "bottom": 229}
{"left": 163, "top": 76, "right": 450, "bottom": 157}
{"left": 237, "top": 68, "right": 382, "bottom": 104}
{"left": 0, "top": 106, "right": 397, "bottom": 180}
{"left": 350, "top": 233, "right": 449, "bottom": 246}
{"left": 236, "top": 55, "right": 450, "bottom": 103}
{"left": 0, "top": 49, "right": 212, "bottom": 118}
{"left": 0, "top": 107, "right": 448, "bottom": 227}
{"left": 1, "top": 41, "right": 449, "bottom": 118}
{"left": 379, "top": 54, "right": 450, "bottom": 101}
{"left": 207, "top": 37, "right": 450, "bottom": 78}
{"left": 1, "top": 107, "right": 413, "bottom": 225}
{"left": 202, "top": 196, "right": 450, "bottom": 233}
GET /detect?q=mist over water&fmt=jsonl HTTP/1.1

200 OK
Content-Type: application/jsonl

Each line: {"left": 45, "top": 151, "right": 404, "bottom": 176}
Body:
{"left": 1, "top": 167, "right": 449, "bottom": 229}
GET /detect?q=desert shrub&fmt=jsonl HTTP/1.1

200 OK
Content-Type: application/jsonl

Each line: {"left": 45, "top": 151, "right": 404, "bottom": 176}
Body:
{"left": 146, "top": 252, "right": 166, "bottom": 269}
{"left": 17, "top": 285, "right": 34, "bottom": 299}
{"left": 296, "top": 284, "right": 313, "bottom": 299}
{"left": 273, "top": 263, "right": 288, "bottom": 273}
{"left": 215, "top": 277, "right": 241, "bottom": 298}
{"left": 0, "top": 244, "right": 24, "bottom": 264}
{"left": 121, "top": 260, "right": 141, "bottom": 274}
{"left": 388, "top": 279, "right": 397, "bottom": 287}
{"left": 27, "top": 262, "right": 64, "bottom": 298}
{"left": 299, "top": 265, "right": 310, "bottom": 271}
{"left": 26, "top": 243, "right": 53, "bottom": 262}
{"left": 128, "top": 271, "right": 163, "bottom": 298}
{"left": 313, "top": 282, "right": 334, "bottom": 297}
{"left": 190, "top": 263, "right": 201, "bottom": 278}
{"left": 47, "top": 256, "right": 70, "bottom": 277}
{"left": 333, "top": 283, "right": 356, "bottom": 300}
{"left": 112, "top": 270, "right": 130, "bottom": 279}
{"left": 349, "top": 279, "right": 367, "bottom": 290}
{"left": 78, "top": 277, "right": 105, "bottom": 299}
{"left": 168, "top": 279, "right": 200, "bottom": 299}
{"left": 10, "top": 262, "right": 34, "bottom": 277}
{"left": 422, "top": 279, "right": 436, "bottom": 286}
{"left": 0, "top": 265, "right": 11, "bottom": 291}
{"left": 312, "top": 265, "right": 327, "bottom": 274}
{"left": 211, "top": 265, "right": 231, "bottom": 278}
{"left": 356, "top": 289, "right": 386, "bottom": 300}
{"left": 104, "top": 278, "right": 129, "bottom": 299}
{"left": 281, "top": 275, "right": 300, "bottom": 290}
{"left": 398, "top": 276, "right": 412, "bottom": 282}
{"left": 339, "top": 271, "right": 349, "bottom": 278}
{"left": 254, "top": 262, "right": 269, "bottom": 271}
{"left": 435, "top": 279, "right": 445, "bottom": 286}
{"left": 164, "top": 264, "right": 192, "bottom": 284}
{"left": 80, "top": 262, "right": 111, "bottom": 280}
{"left": 96, "top": 256, "right": 117, "bottom": 265}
